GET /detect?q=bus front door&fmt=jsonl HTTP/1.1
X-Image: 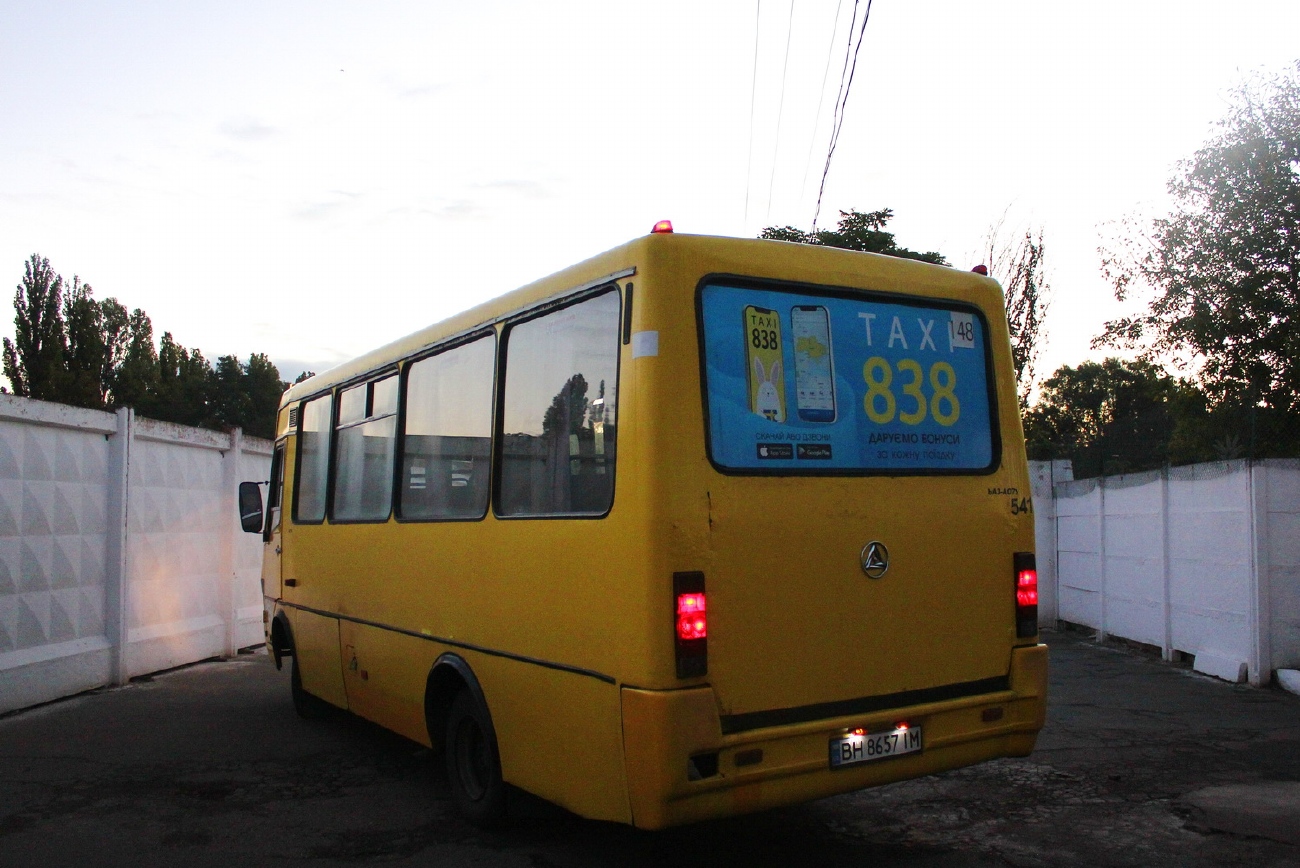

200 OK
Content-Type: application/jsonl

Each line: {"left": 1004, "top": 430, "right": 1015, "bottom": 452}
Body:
{"left": 262, "top": 443, "right": 285, "bottom": 606}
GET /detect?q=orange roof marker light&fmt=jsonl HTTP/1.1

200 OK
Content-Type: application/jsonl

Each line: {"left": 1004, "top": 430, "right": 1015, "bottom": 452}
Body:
{"left": 651, "top": 219, "right": 674, "bottom": 234}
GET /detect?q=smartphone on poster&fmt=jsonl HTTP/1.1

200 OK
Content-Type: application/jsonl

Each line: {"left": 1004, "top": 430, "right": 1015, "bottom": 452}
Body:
{"left": 791, "top": 305, "right": 836, "bottom": 423}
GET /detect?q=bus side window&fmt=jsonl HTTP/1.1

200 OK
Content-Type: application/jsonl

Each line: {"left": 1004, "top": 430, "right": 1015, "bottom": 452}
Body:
{"left": 399, "top": 335, "right": 495, "bottom": 520}
{"left": 333, "top": 375, "right": 398, "bottom": 522}
{"left": 293, "top": 394, "right": 333, "bottom": 523}
{"left": 498, "top": 289, "right": 620, "bottom": 517}
{"left": 265, "top": 444, "right": 284, "bottom": 538}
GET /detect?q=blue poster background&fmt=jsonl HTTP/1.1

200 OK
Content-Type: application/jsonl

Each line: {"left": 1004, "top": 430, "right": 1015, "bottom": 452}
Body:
{"left": 700, "top": 283, "right": 995, "bottom": 471}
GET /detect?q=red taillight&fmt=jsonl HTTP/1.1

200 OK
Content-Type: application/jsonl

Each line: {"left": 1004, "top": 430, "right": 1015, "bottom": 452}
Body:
{"left": 1017, "top": 569, "right": 1039, "bottom": 607}
{"left": 1014, "top": 552, "right": 1038, "bottom": 638}
{"left": 651, "top": 219, "right": 674, "bottom": 234}
{"left": 673, "top": 572, "right": 707, "bottom": 678}
{"left": 677, "top": 593, "right": 707, "bottom": 640}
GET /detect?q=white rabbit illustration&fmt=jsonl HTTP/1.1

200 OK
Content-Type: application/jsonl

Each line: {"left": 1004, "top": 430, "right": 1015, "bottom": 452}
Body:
{"left": 753, "top": 357, "right": 784, "bottom": 422}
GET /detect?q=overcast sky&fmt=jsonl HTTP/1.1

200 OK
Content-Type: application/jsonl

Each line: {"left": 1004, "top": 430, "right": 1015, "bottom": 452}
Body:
{"left": 3, "top": 1, "right": 1298, "bottom": 384}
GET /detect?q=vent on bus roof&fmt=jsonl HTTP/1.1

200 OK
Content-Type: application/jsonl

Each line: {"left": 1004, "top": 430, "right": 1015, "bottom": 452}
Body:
{"left": 288, "top": 406, "right": 299, "bottom": 430}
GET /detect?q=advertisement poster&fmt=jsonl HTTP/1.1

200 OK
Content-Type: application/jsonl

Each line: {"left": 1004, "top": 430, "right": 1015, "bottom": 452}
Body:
{"left": 700, "top": 282, "right": 996, "bottom": 472}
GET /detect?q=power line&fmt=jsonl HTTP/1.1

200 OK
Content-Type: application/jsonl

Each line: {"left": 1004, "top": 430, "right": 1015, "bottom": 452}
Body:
{"left": 764, "top": 0, "right": 796, "bottom": 222}
{"left": 812, "top": 0, "right": 873, "bottom": 231}
{"left": 744, "top": 0, "right": 761, "bottom": 223}
{"left": 802, "top": 0, "right": 846, "bottom": 198}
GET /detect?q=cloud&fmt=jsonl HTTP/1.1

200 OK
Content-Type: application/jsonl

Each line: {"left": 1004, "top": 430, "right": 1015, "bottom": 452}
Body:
{"left": 292, "top": 190, "right": 361, "bottom": 221}
{"left": 472, "top": 179, "right": 550, "bottom": 199}
{"left": 382, "top": 204, "right": 443, "bottom": 221}
{"left": 220, "top": 118, "right": 278, "bottom": 141}
{"left": 395, "top": 82, "right": 448, "bottom": 100}
{"left": 437, "top": 199, "right": 481, "bottom": 218}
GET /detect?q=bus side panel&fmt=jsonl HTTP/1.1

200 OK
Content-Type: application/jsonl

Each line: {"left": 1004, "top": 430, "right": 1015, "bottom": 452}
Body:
{"left": 472, "top": 653, "right": 632, "bottom": 825}
{"left": 287, "top": 607, "right": 348, "bottom": 709}
{"left": 339, "top": 621, "right": 440, "bottom": 746}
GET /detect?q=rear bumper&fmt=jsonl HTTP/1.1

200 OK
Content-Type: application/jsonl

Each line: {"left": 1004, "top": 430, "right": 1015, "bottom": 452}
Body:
{"left": 620, "top": 642, "right": 1048, "bottom": 829}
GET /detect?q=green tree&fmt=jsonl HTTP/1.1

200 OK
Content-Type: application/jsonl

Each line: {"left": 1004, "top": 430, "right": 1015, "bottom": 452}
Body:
{"left": 761, "top": 208, "right": 948, "bottom": 265}
{"left": 2, "top": 254, "right": 68, "bottom": 400}
{"left": 62, "top": 277, "right": 109, "bottom": 408}
{"left": 98, "top": 298, "right": 132, "bottom": 403}
{"left": 208, "top": 353, "right": 287, "bottom": 439}
{"left": 211, "top": 354, "right": 253, "bottom": 431}
{"left": 1098, "top": 62, "right": 1300, "bottom": 429}
{"left": 3, "top": 254, "right": 288, "bottom": 439}
{"left": 154, "top": 332, "right": 215, "bottom": 427}
{"left": 109, "top": 308, "right": 159, "bottom": 410}
{"left": 177, "top": 348, "right": 216, "bottom": 426}
{"left": 1023, "top": 358, "right": 1209, "bottom": 477}
{"left": 242, "top": 353, "right": 287, "bottom": 439}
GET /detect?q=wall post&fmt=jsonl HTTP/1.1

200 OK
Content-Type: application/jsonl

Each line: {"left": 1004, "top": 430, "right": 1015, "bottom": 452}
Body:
{"left": 1097, "top": 476, "right": 1108, "bottom": 642}
{"left": 103, "top": 407, "right": 134, "bottom": 685}
{"left": 1249, "top": 461, "right": 1272, "bottom": 686}
{"left": 1029, "top": 461, "right": 1058, "bottom": 625}
{"left": 1161, "top": 466, "right": 1173, "bottom": 661}
{"left": 217, "top": 427, "right": 242, "bottom": 656}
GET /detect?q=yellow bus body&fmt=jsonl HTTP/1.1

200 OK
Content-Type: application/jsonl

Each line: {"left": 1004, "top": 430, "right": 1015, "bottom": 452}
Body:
{"left": 264, "top": 232, "right": 1047, "bottom": 829}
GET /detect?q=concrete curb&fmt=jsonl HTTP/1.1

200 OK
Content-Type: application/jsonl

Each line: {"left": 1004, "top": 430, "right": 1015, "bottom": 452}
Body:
{"left": 1181, "top": 782, "right": 1300, "bottom": 846}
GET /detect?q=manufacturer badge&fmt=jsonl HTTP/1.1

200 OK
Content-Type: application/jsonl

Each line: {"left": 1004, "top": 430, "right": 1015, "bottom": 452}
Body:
{"left": 860, "top": 541, "right": 889, "bottom": 579}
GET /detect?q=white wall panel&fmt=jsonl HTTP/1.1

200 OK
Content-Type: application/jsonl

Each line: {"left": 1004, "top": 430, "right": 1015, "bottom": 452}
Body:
{"left": 1037, "top": 459, "right": 1300, "bottom": 685}
{"left": 0, "top": 395, "right": 271, "bottom": 713}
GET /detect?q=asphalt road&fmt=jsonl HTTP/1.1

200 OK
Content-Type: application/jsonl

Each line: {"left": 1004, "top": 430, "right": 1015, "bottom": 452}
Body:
{"left": 1, "top": 630, "right": 1298, "bottom": 867}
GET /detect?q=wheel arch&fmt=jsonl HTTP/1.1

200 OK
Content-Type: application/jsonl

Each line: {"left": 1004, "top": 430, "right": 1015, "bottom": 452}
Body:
{"left": 425, "top": 653, "right": 496, "bottom": 755}
{"left": 269, "top": 612, "right": 294, "bottom": 671}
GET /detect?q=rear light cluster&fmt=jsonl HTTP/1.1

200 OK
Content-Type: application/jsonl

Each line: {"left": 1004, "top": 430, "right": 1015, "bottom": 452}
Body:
{"left": 1014, "top": 552, "right": 1038, "bottom": 638}
{"left": 677, "top": 593, "right": 707, "bottom": 640}
{"left": 674, "top": 571, "right": 707, "bottom": 678}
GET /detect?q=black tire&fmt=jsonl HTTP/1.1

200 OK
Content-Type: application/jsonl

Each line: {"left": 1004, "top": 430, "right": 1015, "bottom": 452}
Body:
{"left": 290, "top": 651, "right": 333, "bottom": 720}
{"left": 445, "top": 689, "right": 506, "bottom": 827}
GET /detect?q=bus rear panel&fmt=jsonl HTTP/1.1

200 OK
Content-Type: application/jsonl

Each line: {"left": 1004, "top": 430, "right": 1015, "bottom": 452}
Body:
{"left": 615, "top": 237, "right": 1044, "bottom": 827}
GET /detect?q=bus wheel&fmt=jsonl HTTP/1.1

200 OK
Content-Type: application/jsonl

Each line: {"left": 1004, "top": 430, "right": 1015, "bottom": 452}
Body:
{"left": 445, "top": 689, "right": 506, "bottom": 827}
{"left": 290, "top": 651, "right": 332, "bottom": 720}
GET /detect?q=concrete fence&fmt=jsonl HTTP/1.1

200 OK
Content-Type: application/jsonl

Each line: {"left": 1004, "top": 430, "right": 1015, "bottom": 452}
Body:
{"left": 0, "top": 394, "right": 271, "bottom": 714}
{"left": 1031, "top": 459, "right": 1300, "bottom": 686}
{"left": 4, "top": 390, "right": 1295, "bottom": 714}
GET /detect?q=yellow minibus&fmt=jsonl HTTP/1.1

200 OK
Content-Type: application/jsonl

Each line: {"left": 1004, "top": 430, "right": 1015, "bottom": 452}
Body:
{"left": 239, "top": 226, "right": 1047, "bottom": 829}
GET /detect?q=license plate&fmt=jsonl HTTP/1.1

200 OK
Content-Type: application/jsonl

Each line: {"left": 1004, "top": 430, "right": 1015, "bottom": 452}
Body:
{"left": 829, "top": 725, "right": 923, "bottom": 768}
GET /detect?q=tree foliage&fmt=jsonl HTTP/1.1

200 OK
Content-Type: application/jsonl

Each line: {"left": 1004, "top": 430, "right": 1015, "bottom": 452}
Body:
{"left": 1097, "top": 62, "right": 1300, "bottom": 416}
{"left": 2, "top": 255, "right": 66, "bottom": 401}
{"left": 543, "top": 373, "right": 590, "bottom": 435}
{"left": 1021, "top": 355, "right": 1299, "bottom": 476}
{"left": 2, "top": 254, "right": 286, "bottom": 439}
{"left": 761, "top": 208, "right": 949, "bottom": 265}
{"left": 1023, "top": 358, "right": 1204, "bottom": 477}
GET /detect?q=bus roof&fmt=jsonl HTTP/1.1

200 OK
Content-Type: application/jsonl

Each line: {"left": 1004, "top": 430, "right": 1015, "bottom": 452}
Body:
{"left": 280, "top": 232, "right": 991, "bottom": 408}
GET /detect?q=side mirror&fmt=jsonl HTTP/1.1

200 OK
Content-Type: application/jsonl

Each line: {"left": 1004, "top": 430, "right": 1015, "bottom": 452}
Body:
{"left": 239, "top": 481, "right": 265, "bottom": 534}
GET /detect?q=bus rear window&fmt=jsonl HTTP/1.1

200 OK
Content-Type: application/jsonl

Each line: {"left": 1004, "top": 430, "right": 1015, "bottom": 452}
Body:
{"left": 699, "top": 281, "right": 997, "bottom": 474}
